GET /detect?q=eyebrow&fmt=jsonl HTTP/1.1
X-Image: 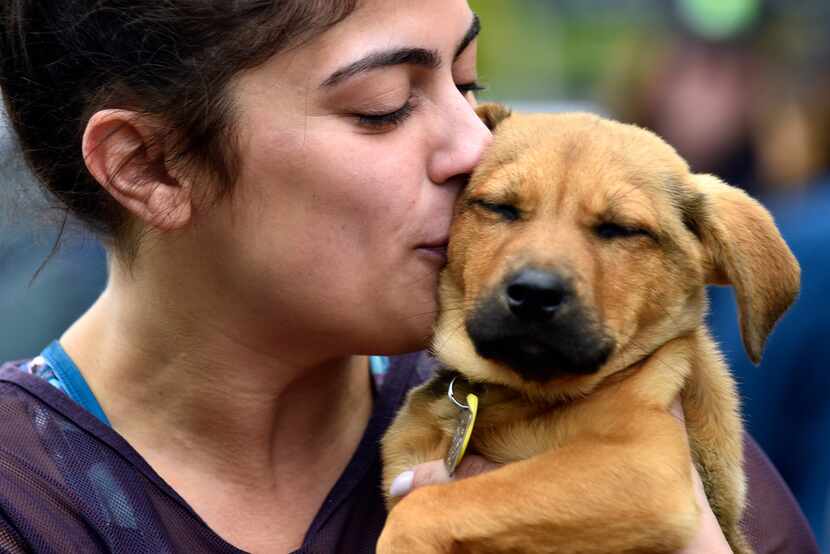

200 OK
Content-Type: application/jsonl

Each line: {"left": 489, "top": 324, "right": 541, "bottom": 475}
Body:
{"left": 320, "top": 13, "right": 481, "bottom": 89}
{"left": 455, "top": 14, "right": 481, "bottom": 60}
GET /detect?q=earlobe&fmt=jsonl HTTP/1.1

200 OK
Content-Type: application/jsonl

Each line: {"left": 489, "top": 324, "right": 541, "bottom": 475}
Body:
{"left": 83, "top": 109, "right": 192, "bottom": 231}
{"left": 691, "top": 174, "right": 800, "bottom": 363}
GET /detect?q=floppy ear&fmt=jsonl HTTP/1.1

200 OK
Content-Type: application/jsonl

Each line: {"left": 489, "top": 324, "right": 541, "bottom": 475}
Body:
{"left": 475, "top": 103, "right": 512, "bottom": 131}
{"left": 691, "top": 174, "right": 800, "bottom": 363}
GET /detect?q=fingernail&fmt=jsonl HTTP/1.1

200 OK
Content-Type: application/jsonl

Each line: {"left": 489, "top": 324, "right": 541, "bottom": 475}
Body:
{"left": 390, "top": 470, "right": 415, "bottom": 497}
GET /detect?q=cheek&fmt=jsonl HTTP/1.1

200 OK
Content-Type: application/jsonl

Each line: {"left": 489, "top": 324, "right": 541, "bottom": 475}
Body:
{"left": 240, "top": 126, "right": 425, "bottom": 258}
{"left": 593, "top": 246, "right": 666, "bottom": 333}
{"left": 594, "top": 241, "right": 708, "bottom": 344}
{"left": 449, "top": 221, "right": 505, "bottom": 303}
{"left": 228, "top": 121, "right": 447, "bottom": 344}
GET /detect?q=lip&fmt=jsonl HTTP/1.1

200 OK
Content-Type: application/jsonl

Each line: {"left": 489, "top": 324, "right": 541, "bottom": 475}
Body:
{"left": 416, "top": 242, "right": 449, "bottom": 265}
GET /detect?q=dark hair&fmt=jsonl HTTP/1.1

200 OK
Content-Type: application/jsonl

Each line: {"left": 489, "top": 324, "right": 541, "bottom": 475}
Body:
{"left": 0, "top": 1, "right": 357, "bottom": 256}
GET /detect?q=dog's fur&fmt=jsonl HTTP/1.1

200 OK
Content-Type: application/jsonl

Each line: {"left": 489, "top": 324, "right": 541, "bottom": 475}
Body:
{"left": 378, "top": 105, "right": 800, "bottom": 554}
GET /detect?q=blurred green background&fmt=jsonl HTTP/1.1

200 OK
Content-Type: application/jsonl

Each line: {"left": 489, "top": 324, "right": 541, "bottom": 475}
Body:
{"left": 472, "top": 0, "right": 829, "bottom": 104}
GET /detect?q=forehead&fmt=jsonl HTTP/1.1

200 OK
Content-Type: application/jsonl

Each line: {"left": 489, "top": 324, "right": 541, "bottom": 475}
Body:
{"left": 470, "top": 113, "right": 690, "bottom": 217}
{"left": 302, "top": 0, "right": 474, "bottom": 69}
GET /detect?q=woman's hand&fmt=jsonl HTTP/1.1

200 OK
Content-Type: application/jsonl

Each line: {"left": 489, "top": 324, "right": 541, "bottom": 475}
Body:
{"left": 388, "top": 398, "right": 733, "bottom": 554}
{"left": 670, "top": 398, "right": 734, "bottom": 554}
{"left": 675, "top": 459, "right": 733, "bottom": 553}
{"left": 388, "top": 454, "right": 500, "bottom": 498}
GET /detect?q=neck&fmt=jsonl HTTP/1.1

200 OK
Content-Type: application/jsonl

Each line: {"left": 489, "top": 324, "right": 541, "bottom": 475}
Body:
{"left": 59, "top": 262, "right": 373, "bottom": 499}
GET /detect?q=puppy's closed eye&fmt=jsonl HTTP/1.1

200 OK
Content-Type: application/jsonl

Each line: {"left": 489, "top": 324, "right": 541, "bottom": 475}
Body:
{"left": 594, "top": 222, "right": 654, "bottom": 241}
{"left": 470, "top": 199, "right": 521, "bottom": 222}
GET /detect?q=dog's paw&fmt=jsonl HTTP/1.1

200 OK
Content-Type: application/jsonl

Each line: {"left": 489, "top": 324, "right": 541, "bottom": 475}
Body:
{"left": 377, "top": 489, "right": 456, "bottom": 554}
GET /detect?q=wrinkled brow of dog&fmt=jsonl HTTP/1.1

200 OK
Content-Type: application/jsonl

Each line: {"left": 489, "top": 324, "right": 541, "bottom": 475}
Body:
{"left": 666, "top": 181, "right": 706, "bottom": 239}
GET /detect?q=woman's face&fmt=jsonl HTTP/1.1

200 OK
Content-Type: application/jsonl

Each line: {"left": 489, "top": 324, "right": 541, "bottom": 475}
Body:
{"left": 202, "top": 0, "right": 490, "bottom": 358}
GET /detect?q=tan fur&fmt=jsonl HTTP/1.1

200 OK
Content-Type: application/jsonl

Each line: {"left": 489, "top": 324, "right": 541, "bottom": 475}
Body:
{"left": 379, "top": 107, "right": 800, "bottom": 554}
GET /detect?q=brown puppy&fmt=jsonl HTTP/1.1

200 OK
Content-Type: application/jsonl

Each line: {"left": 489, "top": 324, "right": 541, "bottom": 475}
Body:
{"left": 378, "top": 105, "right": 800, "bottom": 554}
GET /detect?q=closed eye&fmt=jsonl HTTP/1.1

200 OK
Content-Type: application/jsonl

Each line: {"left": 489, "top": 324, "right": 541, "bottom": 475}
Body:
{"left": 355, "top": 100, "right": 415, "bottom": 130}
{"left": 457, "top": 81, "right": 486, "bottom": 95}
{"left": 472, "top": 199, "right": 521, "bottom": 222}
{"left": 595, "top": 222, "right": 653, "bottom": 240}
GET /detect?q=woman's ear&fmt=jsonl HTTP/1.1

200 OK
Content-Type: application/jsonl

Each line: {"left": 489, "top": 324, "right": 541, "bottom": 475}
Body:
{"left": 82, "top": 109, "right": 192, "bottom": 231}
{"left": 475, "top": 103, "right": 512, "bottom": 132}
{"left": 691, "top": 174, "right": 800, "bottom": 363}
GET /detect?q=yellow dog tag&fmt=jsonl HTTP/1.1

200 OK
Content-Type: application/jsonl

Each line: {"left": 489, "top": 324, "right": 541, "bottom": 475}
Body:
{"left": 445, "top": 377, "right": 479, "bottom": 476}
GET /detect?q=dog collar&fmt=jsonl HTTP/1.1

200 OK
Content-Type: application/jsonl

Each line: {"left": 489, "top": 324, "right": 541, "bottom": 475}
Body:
{"left": 445, "top": 376, "right": 479, "bottom": 475}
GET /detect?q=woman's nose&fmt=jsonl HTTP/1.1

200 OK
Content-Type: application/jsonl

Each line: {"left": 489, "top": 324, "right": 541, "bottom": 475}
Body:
{"left": 427, "top": 95, "right": 493, "bottom": 186}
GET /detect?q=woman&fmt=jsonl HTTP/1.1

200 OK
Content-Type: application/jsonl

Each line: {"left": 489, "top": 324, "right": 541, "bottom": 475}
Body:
{"left": 0, "top": 1, "right": 817, "bottom": 552}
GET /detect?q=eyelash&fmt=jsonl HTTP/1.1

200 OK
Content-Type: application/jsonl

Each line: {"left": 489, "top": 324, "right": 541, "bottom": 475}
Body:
{"left": 458, "top": 81, "right": 486, "bottom": 95}
{"left": 356, "top": 80, "right": 486, "bottom": 131}
{"left": 356, "top": 101, "right": 416, "bottom": 130}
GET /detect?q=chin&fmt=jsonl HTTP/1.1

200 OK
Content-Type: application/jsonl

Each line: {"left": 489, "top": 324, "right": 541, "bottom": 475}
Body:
{"left": 371, "top": 309, "right": 435, "bottom": 356}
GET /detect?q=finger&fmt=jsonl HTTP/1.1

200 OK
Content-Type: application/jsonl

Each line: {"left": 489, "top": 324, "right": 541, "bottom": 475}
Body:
{"left": 675, "top": 464, "right": 732, "bottom": 553}
{"left": 689, "top": 462, "right": 708, "bottom": 507}
{"left": 670, "top": 395, "right": 685, "bottom": 423}
{"left": 453, "top": 454, "right": 501, "bottom": 479}
{"left": 389, "top": 460, "right": 450, "bottom": 498}
{"left": 388, "top": 455, "right": 501, "bottom": 498}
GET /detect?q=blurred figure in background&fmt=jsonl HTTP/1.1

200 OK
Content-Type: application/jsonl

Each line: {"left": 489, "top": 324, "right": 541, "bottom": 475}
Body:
{"left": 608, "top": 0, "right": 830, "bottom": 196}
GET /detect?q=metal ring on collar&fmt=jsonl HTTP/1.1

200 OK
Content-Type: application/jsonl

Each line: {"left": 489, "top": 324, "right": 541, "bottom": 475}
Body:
{"left": 448, "top": 376, "right": 469, "bottom": 410}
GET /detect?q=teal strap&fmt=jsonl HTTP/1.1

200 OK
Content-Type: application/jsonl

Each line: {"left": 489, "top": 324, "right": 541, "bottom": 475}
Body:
{"left": 369, "top": 355, "right": 390, "bottom": 377}
{"left": 41, "top": 341, "right": 111, "bottom": 427}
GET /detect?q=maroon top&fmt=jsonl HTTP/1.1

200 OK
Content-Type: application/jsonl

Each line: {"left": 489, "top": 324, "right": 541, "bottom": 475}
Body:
{"left": 0, "top": 353, "right": 819, "bottom": 553}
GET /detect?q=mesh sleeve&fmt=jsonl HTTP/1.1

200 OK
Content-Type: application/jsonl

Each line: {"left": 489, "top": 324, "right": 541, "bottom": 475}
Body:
{"left": 0, "top": 513, "right": 28, "bottom": 554}
{"left": 743, "top": 433, "right": 820, "bottom": 553}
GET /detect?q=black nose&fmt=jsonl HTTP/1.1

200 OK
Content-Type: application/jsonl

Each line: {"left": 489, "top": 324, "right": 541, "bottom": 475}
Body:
{"left": 505, "top": 269, "right": 570, "bottom": 322}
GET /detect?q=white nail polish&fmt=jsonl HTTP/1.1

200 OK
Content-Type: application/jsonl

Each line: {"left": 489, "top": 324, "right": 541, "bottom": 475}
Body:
{"left": 390, "top": 470, "right": 414, "bottom": 497}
